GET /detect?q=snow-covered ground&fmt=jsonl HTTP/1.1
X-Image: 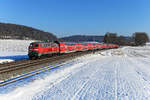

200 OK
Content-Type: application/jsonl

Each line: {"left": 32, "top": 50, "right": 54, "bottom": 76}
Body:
{"left": 0, "top": 39, "right": 34, "bottom": 63}
{"left": 1, "top": 46, "right": 150, "bottom": 100}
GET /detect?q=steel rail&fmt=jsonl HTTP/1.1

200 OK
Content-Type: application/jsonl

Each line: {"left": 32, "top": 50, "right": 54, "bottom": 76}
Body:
{"left": 0, "top": 48, "right": 118, "bottom": 87}
{"left": 0, "top": 61, "right": 72, "bottom": 87}
{"left": 0, "top": 51, "right": 89, "bottom": 74}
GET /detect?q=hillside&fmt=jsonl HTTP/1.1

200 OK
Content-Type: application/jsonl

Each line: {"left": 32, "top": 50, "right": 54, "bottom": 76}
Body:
{"left": 60, "top": 35, "right": 104, "bottom": 42}
{"left": 60, "top": 35, "right": 135, "bottom": 46}
{"left": 0, "top": 22, "right": 58, "bottom": 41}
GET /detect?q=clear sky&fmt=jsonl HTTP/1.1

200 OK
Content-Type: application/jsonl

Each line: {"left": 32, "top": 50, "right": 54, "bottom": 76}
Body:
{"left": 0, "top": 0, "right": 150, "bottom": 37}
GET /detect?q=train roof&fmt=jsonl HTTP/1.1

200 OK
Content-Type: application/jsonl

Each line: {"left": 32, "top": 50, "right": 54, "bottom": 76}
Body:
{"left": 30, "top": 41, "right": 106, "bottom": 45}
{"left": 30, "top": 41, "right": 57, "bottom": 44}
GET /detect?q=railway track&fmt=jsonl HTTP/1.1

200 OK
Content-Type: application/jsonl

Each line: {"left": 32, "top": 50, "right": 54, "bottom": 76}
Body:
{"left": 0, "top": 50, "right": 93, "bottom": 74}
{"left": 0, "top": 61, "right": 73, "bottom": 87}
{"left": 0, "top": 50, "right": 97, "bottom": 86}
{"left": 0, "top": 49, "right": 117, "bottom": 86}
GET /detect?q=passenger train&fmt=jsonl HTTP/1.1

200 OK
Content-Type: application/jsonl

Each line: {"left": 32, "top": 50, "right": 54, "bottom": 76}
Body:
{"left": 28, "top": 41, "right": 119, "bottom": 59}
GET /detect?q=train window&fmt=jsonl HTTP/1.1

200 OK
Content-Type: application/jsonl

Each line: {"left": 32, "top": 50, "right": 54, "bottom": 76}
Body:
{"left": 51, "top": 44, "right": 54, "bottom": 47}
{"left": 29, "top": 43, "right": 33, "bottom": 47}
{"left": 34, "top": 44, "right": 39, "bottom": 47}
{"left": 55, "top": 44, "right": 59, "bottom": 47}
{"left": 50, "top": 43, "right": 58, "bottom": 47}
{"left": 32, "top": 43, "right": 59, "bottom": 47}
{"left": 54, "top": 43, "right": 58, "bottom": 47}
{"left": 43, "top": 44, "right": 47, "bottom": 47}
{"left": 41, "top": 44, "right": 44, "bottom": 47}
{"left": 49, "top": 44, "right": 51, "bottom": 46}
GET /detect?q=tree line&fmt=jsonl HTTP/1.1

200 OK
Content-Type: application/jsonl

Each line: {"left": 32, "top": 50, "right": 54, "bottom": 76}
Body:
{"left": 104, "top": 32, "right": 149, "bottom": 46}
{"left": 0, "top": 22, "right": 58, "bottom": 41}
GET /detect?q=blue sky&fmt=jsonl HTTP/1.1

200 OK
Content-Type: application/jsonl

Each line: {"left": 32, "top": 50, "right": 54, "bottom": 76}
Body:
{"left": 0, "top": 0, "right": 150, "bottom": 37}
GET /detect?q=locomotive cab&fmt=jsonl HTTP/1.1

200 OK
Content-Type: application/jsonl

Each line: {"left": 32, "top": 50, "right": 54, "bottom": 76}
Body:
{"left": 28, "top": 42, "right": 40, "bottom": 59}
{"left": 28, "top": 41, "right": 60, "bottom": 59}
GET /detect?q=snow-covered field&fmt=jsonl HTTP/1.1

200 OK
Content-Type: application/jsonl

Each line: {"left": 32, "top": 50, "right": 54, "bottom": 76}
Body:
{"left": 1, "top": 46, "right": 150, "bottom": 100}
{"left": 0, "top": 39, "right": 34, "bottom": 63}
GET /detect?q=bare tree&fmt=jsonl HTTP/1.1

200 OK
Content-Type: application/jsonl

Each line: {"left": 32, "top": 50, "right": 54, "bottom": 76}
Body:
{"left": 103, "top": 32, "right": 118, "bottom": 44}
{"left": 133, "top": 32, "right": 149, "bottom": 46}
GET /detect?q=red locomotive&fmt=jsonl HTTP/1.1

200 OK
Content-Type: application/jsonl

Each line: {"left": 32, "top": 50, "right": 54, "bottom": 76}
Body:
{"left": 28, "top": 41, "right": 119, "bottom": 59}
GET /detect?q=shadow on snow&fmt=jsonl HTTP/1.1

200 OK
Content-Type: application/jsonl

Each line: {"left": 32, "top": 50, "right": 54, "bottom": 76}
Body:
{"left": 0, "top": 55, "right": 29, "bottom": 61}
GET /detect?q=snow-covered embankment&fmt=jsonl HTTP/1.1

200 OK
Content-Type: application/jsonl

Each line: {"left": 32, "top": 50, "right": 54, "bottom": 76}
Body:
{"left": 1, "top": 46, "right": 150, "bottom": 100}
{"left": 0, "top": 39, "right": 34, "bottom": 63}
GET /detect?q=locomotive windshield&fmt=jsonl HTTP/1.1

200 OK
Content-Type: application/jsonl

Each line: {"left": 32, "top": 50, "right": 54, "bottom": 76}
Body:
{"left": 30, "top": 43, "right": 39, "bottom": 47}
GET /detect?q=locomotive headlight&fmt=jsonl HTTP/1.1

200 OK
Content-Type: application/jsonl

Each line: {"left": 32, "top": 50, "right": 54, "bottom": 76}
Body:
{"left": 29, "top": 49, "right": 38, "bottom": 51}
{"left": 33, "top": 49, "right": 38, "bottom": 51}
